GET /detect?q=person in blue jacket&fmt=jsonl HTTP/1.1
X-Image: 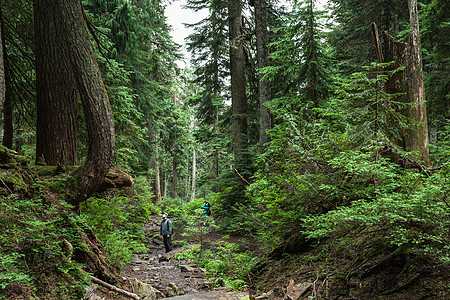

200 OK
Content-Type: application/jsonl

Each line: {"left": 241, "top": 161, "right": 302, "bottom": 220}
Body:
{"left": 160, "top": 213, "right": 173, "bottom": 253}
{"left": 201, "top": 201, "right": 211, "bottom": 231}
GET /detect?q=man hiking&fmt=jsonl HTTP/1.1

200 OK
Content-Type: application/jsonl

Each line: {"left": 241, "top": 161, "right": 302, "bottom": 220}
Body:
{"left": 201, "top": 201, "right": 211, "bottom": 231}
{"left": 160, "top": 213, "right": 173, "bottom": 253}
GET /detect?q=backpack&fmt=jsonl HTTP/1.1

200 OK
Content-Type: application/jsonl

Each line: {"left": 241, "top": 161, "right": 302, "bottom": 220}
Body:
{"left": 206, "top": 207, "right": 211, "bottom": 216}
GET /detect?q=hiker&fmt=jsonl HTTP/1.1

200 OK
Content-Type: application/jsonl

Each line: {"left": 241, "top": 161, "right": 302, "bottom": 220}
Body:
{"left": 201, "top": 201, "right": 211, "bottom": 231}
{"left": 160, "top": 213, "right": 173, "bottom": 253}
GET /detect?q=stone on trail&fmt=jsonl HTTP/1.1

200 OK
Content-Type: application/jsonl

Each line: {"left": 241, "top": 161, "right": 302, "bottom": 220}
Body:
{"left": 131, "top": 278, "right": 158, "bottom": 300}
{"left": 159, "top": 290, "right": 249, "bottom": 300}
{"left": 284, "top": 279, "right": 312, "bottom": 300}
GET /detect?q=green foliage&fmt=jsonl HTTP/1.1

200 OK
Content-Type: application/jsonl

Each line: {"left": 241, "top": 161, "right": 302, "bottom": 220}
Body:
{"left": 81, "top": 191, "right": 150, "bottom": 267}
{"left": 302, "top": 163, "right": 450, "bottom": 263}
{"left": 0, "top": 193, "right": 89, "bottom": 299}
{"left": 174, "top": 240, "right": 257, "bottom": 291}
{"left": 0, "top": 253, "right": 31, "bottom": 289}
{"left": 265, "top": 0, "right": 332, "bottom": 109}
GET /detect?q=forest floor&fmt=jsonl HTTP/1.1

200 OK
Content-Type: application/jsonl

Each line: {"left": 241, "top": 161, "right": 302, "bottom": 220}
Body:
{"left": 92, "top": 216, "right": 261, "bottom": 300}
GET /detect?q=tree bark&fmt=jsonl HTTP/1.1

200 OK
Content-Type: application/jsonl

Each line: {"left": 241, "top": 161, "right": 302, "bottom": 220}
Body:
{"left": 150, "top": 126, "right": 162, "bottom": 202}
{"left": 1, "top": 64, "right": 12, "bottom": 149}
{"left": 229, "top": 0, "right": 248, "bottom": 161}
{"left": 405, "top": 0, "right": 429, "bottom": 165}
{"left": 171, "top": 156, "right": 178, "bottom": 198}
{"left": 34, "top": 0, "right": 79, "bottom": 165}
{"left": 254, "top": 0, "right": 272, "bottom": 153}
{"left": 190, "top": 148, "right": 196, "bottom": 202}
{"left": 34, "top": 0, "right": 115, "bottom": 206}
{"left": 382, "top": 0, "right": 430, "bottom": 166}
{"left": 0, "top": 6, "right": 4, "bottom": 113}
{"left": 0, "top": 6, "right": 12, "bottom": 149}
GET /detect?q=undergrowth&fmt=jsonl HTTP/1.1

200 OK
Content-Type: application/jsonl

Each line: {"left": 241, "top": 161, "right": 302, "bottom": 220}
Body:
{"left": 174, "top": 240, "right": 257, "bottom": 291}
{"left": 0, "top": 191, "right": 89, "bottom": 299}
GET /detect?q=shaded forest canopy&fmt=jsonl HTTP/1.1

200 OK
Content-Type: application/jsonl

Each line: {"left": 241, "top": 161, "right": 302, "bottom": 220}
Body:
{"left": 0, "top": 0, "right": 449, "bottom": 299}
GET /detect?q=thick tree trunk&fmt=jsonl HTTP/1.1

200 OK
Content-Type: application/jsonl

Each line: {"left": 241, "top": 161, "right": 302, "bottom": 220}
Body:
{"left": 406, "top": 0, "right": 429, "bottom": 165}
{"left": 150, "top": 126, "right": 162, "bottom": 202}
{"left": 65, "top": 0, "right": 115, "bottom": 203}
{"left": 34, "top": 0, "right": 115, "bottom": 205}
{"left": 34, "top": 0, "right": 78, "bottom": 165}
{"left": 382, "top": 0, "right": 430, "bottom": 166}
{"left": 254, "top": 0, "right": 272, "bottom": 153}
{"left": 1, "top": 8, "right": 12, "bottom": 149}
{"left": 0, "top": 6, "right": 4, "bottom": 113}
{"left": 229, "top": 0, "right": 248, "bottom": 161}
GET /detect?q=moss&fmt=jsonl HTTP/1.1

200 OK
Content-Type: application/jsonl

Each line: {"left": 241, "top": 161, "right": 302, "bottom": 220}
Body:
{"left": 0, "top": 160, "right": 20, "bottom": 168}
{"left": 30, "top": 165, "right": 59, "bottom": 176}
{"left": 15, "top": 155, "right": 32, "bottom": 166}
{"left": 0, "top": 170, "right": 27, "bottom": 191}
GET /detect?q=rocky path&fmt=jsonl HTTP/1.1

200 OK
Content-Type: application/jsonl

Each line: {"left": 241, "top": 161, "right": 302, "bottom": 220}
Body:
{"left": 89, "top": 217, "right": 253, "bottom": 300}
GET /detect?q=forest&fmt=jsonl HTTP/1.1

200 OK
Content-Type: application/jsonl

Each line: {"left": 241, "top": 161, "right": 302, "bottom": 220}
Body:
{"left": 0, "top": 0, "right": 449, "bottom": 299}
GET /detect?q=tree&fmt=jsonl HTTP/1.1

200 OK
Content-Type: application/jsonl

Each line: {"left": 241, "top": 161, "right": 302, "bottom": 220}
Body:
{"left": 34, "top": 0, "right": 115, "bottom": 206}
{"left": 328, "top": 0, "right": 409, "bottom": 72}
{"left": 253, "top": 0, "right": 272, "bottom": 152}
{"left": 421, "top": 0, "right": 450, "bottom": 122}
{"left": 1, "top": 0, "right": 35, "bottom": 150}
{"left": 229, "top": 0, "right": 248, "bottom": 163}
{"left": 382, "top": 0, "right": 430, "bottom": 165}
{"left": 34, "top": 0, "right": 78, "bottom": 165}
{"left": 264, "top": 0, "right": 331, "bottom": 115}
{"left": 186, "top": 0, "right": 229, "bottom": 182}
{"left": 0, "top": 6, "right": 4, "bottom": 113}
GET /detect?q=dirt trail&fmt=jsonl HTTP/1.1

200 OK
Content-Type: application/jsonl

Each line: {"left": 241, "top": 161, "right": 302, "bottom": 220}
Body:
{"left": 94, "top": 217, "right": 257, "bottom": 299}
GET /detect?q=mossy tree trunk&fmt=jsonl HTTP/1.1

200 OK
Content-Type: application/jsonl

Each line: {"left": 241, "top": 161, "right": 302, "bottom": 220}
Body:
{"left": 33, "top": 0, "right": 115, "bottom": 207}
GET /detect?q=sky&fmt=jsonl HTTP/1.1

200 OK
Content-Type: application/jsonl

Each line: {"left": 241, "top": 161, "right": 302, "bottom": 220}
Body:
{"left": 164, "top": 0, "right": 208, "bottom": 66}
{"left": 164, "top": 0, "right": 329, "bottom": 66}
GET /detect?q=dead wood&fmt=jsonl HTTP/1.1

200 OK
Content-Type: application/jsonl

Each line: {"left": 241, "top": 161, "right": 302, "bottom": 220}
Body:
{"left": 89, "top": 275, "right": 141, "bottom": 300}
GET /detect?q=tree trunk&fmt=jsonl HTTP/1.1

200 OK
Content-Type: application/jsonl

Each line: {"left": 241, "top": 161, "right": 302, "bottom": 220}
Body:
{"left": 1, "top": 7, "right": 12, "bottom": 149}
{"left": 254, "top": 0, "right": 272, "bottom": 153}
{"left": 171, "top": 157, "right": 178, "bottom": 198}
{"left": 0, "top": 6, "right": 4, "bottom": 113}
{"left": 228, "top": 0, "right": 248, "bottom": 161}
{"left": 382, "top": 0, "right": 430, "bottom": 166}
{"left": 213, "top": 54, "right": 220, "bottom": 180}
{"left": 163, "top": 172, "right": 167, "bottom": 198}
{"left": 34, "top": 0, "right": 79, "bottom": 165}
{"left": 190, "top": 148, "right": 196, "bottom": 202}
{"left": 2, "top": 64, "right": 12, "bottom": 149}
{"left": 34, "top": 0, "right": 115, "bottom": 206}
{"left": 150, "top": 126, "right": 162, "bottom": 202}
{"left": 405, "top": 0, "right": 430, "bottom": 165}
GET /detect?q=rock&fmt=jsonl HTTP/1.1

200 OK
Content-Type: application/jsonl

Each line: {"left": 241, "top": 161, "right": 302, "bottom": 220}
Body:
{"left": 180, "top": 265, "right": 197, "bottom": 272}
{"left": 99, "top": 165, "right": 134, "bottom": 191}
{"left": 158, "top": 254, "right": 169, "bottom": 262}
{"left": 254, "top": 290, "right": 273, "bottom": 300}
{"left": 131, "top": 278, "right": 158, "bottom": 300}
{"left": 284, "top": 279, "right": 312, "bottom": 300}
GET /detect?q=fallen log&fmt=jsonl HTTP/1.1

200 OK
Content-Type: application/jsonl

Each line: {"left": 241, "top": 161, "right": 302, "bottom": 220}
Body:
{"left": 89, "top": 275, "right": 141, "bottom": 300}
